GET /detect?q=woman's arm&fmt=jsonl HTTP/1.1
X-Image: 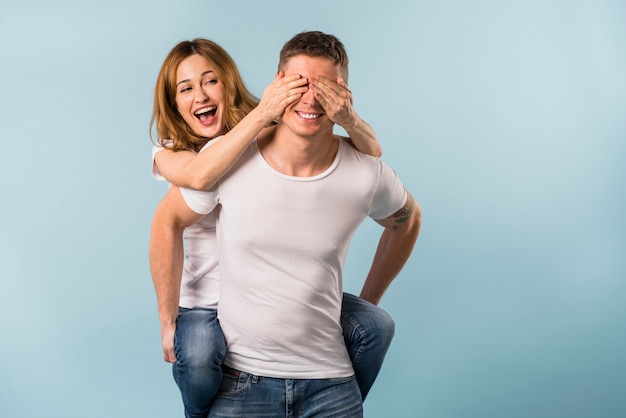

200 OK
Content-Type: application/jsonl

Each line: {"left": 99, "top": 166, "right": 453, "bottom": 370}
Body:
{"left": 155, "top": 73, "right": 308, "bottom": 190}
{"left": 311, "top": 75, "right": 382, "bottom": 158}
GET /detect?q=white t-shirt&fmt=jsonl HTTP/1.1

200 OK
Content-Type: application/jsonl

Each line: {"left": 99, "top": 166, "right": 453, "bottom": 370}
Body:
{"left": 180, "top": 138, "right": 407, "bottom": 378}
{"left": 152, "top": 144, "right": 220, "bottom": 309}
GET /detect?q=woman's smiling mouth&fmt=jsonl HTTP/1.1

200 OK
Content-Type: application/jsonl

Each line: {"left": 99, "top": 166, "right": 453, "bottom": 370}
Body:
{"left": 195, "top": 106, "right": 217, "bottom": 123}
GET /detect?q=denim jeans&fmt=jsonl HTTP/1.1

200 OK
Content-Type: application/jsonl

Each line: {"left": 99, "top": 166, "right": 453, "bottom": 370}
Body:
{"left": 341, "top": 293, "right": 395, "bottom": 400}
{"left": 173, "top": 293, "right": 394, "bottom": 416}
{"left": 209, "top": 367, "right": 363, "bottom": 417}
{"left": 173, "top": 307, "right": 226, "bottom": 418}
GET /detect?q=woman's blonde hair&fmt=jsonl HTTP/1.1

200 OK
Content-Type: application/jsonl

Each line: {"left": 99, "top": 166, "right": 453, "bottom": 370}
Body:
{"left": 150, "top": 39, "right": 258, "bottom": 152}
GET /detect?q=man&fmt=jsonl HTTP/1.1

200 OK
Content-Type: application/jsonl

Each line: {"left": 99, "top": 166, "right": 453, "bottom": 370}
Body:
{"left": 151, "top": 31, "right": 421, "bottom": 417}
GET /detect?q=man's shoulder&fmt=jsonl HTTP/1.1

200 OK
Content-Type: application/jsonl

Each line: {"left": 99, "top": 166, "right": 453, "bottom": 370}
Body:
{"left": 338, "top": 139, "right": 382, "bottom": 166}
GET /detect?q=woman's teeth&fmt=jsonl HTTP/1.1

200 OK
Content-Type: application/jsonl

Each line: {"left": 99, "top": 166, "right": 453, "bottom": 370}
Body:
{"left": 195, "top": 106, "right": 216, "bottom": 116}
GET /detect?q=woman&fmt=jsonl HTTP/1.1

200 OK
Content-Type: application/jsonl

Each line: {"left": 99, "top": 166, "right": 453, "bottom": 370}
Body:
{"left": 149, "top": 38, "right": 393, "bottom": 418}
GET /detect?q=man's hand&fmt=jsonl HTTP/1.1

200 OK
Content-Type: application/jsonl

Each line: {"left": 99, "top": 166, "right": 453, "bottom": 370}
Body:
{"left": 161, "top": 323, "right": 176, "bottom": 363}
{"left": 311, "top": 76, "right": 358, "bottom": 130}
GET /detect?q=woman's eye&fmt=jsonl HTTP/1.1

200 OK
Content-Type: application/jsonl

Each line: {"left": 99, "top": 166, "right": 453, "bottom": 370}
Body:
{"left": 205, "top": 79, "right": 218, "bottom": 85}
{"left": 179, "top": 86, "right": 192, "bottom": 93}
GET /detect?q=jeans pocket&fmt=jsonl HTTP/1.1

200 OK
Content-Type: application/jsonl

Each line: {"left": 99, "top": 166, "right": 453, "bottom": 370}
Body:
{"left": 217, "top": 368, "right": 252, "bottom": 397}
{"left": 327, "top": 375, "right": 356, "bottom": 385}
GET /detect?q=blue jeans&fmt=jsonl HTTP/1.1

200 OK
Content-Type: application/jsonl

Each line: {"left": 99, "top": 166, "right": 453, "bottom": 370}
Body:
{"left": 173, "top": 308, "right": 226, "bottom": 418}
{"left": 209, "top": 367, "right": 362, "bottom": 417}
{"left": 341, "top": 293, "right": 395, "bottom": 400}
{"left": 173, "top": 294, "right": 394, "bottom": 416}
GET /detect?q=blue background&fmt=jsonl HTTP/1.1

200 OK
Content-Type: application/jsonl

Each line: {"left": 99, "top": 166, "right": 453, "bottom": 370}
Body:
{"left": 1, "top": 1, "right": 625, "bottom": 417}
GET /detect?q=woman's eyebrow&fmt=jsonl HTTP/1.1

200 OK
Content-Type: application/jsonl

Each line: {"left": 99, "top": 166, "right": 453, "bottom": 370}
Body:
{"left": 176, "top": 70, "right": 215, "bottom": 87}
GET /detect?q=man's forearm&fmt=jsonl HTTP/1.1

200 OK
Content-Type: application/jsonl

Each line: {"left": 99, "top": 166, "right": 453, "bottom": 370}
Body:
{"left": 149, "top": 186, "right": 206, "bottom": 362}
{"left": 149, "top": 203, "right": 185, "bottom": 329}
{"left": 360, "top": 198, "right": 421, "bottom": 305}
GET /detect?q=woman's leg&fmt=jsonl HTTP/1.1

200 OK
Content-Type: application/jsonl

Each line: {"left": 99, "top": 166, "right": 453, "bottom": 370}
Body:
{"left": 341, "top": 293, "right": 395, "bottom": 400}
{"left": 173, "top": 308, "right": 226, "bottom": 418}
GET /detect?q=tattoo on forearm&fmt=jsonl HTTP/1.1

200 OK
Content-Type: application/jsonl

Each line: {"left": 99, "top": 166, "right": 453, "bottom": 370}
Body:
{"left": 389, "top": 201, "right": 414, "bottom": 224}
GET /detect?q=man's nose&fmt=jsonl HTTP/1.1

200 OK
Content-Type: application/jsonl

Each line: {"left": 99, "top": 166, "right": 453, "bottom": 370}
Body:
{"left": 300, "top": 80, "right": 317, "bottom": 104}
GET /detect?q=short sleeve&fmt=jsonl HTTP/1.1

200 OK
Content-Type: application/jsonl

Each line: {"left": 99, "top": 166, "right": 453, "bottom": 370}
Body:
{"left": 180, "top": 187, "right": 219, "bottom": 215}
{"left": 151, "top": 144, "right": 166, "bottom": 181}
{"left": 369, "top": 161, "right": 407, "bottom": 220}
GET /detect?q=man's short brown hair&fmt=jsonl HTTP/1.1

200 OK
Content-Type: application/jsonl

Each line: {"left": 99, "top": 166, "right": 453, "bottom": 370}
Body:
{"left": 278, "top": 31, "right": 349, "bottom": 81}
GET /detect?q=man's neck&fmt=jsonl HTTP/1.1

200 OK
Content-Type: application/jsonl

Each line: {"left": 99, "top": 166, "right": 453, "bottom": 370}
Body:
{"left": 258, "top": 125, "right": 339, "bottom": 177}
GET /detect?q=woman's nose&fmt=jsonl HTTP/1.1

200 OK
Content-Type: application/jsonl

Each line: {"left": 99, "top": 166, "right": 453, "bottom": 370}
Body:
{"left": 194, "top": 87, "right": 209, "bottom": 102}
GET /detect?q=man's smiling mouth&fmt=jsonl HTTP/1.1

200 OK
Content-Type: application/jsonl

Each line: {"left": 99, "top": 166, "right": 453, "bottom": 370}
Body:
{"left": 297, "top": 112, "right": 322, "bottom": 119}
